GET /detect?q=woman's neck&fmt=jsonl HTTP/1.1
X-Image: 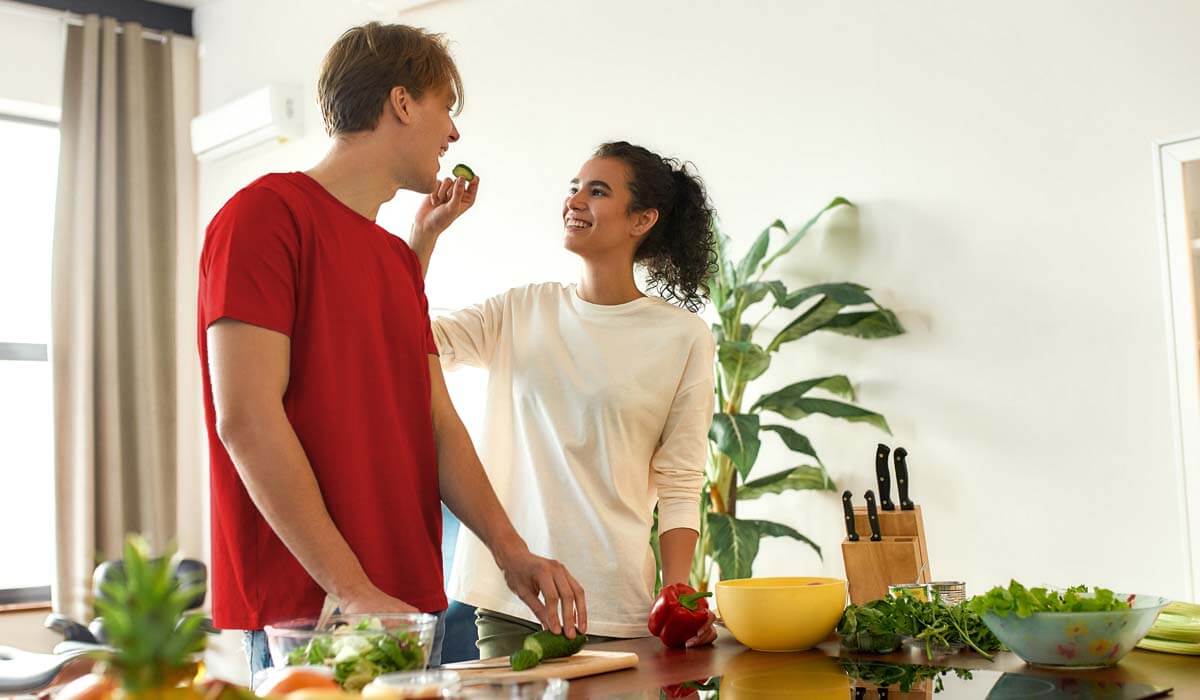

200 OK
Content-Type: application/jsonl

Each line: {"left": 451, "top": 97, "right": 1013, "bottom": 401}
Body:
{"left": 577, "top": 257, "right": 643, "bottom": 306}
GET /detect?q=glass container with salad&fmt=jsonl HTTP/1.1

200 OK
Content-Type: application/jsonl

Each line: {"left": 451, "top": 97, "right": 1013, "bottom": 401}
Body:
{"left": 264, "top": 613, "right": 438, "bottom": 691}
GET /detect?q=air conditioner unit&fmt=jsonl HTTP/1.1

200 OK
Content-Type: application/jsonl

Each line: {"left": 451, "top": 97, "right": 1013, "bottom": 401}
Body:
{"left": 190, "top": 85, "right": 303, "bottom": 162}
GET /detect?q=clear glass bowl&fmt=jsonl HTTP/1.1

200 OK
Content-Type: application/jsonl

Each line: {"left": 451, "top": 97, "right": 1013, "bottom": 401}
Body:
{"left": 450, "top": 679, "right": 569, "bottom": 699}
{"left": 364, "top": 670, "right": 462, "bottom": 698}
{"left": 980, "top": 594, "right": 1169, "bottom": 668}
{"left": 264, "top": 612, "right": 439, "bottom": 689}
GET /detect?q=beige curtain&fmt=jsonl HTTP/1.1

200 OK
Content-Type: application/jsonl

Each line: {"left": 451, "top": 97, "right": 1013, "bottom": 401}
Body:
{"left": 51, "top": 15, "right": 201, "bottom": 621}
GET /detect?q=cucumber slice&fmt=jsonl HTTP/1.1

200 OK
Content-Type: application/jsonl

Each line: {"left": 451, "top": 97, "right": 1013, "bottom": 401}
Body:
{"left": 451, "top": 163, "right": 475, "bottom": 181}
{"left": 509, "top": 648, "right": 541, "bottom": 671}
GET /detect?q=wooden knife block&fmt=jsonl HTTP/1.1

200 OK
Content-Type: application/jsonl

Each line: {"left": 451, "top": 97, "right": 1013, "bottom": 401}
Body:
{"left": 852, "top": 680, "right": 933, "bottom": 699}
{"left": 841, "top": 505, "right": 931, "bottom": 605}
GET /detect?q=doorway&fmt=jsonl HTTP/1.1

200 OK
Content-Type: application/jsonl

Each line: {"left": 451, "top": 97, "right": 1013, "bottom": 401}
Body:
{"left": 1156, "top": 134, "right": 1200, "bottom": 599}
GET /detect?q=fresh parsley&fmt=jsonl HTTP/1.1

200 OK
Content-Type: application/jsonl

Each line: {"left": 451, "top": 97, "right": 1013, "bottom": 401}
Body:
{"left": 837, "top": 592, "right": 1001, "bottom": 659}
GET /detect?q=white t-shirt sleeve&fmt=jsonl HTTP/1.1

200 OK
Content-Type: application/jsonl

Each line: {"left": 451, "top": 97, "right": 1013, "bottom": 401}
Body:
{"left": 431, "top": 292, "right": 506, "bottom": 370}
{"left": 650, "top": 326, "right": 716, "bottom": 533}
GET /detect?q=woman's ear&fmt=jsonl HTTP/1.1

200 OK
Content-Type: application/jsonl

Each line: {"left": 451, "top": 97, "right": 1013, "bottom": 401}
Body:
{"left": 632, "top": 208, "right": 660, "bottom": 239}
{"left": 388, "top": 86, "right": 413, "bottom": 125}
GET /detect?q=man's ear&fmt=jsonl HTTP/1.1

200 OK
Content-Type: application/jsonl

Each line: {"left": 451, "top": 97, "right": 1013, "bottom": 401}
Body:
{"left": 388, "top": 86, "right": 413, "bottom": 125}
{"left": 632, "top": 209, "right": 660, "bottom": 239}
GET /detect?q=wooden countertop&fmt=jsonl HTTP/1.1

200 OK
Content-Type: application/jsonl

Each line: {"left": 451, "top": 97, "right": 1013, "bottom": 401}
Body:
{"left": 569, "top": 631, "right": 1200, "bottom": 698}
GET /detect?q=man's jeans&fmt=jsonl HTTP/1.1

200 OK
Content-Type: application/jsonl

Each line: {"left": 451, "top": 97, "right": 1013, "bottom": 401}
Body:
{"left": 243, "top": 610, "right": 448, "bottom": 688}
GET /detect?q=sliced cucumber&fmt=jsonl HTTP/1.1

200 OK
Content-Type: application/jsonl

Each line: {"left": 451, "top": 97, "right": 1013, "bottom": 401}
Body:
{"left": 509, "top": 648, "right": 541, "bottom": 671}
{"left": 522, "top": 630, "right": 587, "bottom": 659}
{"left": 451, "top": 163, "right": 476, "bottom": 181}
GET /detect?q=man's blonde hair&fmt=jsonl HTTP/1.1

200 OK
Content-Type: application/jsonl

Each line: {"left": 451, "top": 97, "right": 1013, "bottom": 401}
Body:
{"left": 317, "top": 22, "right": 463, "bottom": 136}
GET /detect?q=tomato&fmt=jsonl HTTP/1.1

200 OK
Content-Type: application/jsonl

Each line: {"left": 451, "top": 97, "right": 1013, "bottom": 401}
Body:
{"left": 254, "top": 668, "right": 339, "bottom": 697}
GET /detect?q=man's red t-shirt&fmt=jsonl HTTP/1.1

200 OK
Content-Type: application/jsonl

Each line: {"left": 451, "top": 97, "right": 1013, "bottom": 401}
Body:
{"left": 197, "top": 172, "right": 447, "bottom": 630}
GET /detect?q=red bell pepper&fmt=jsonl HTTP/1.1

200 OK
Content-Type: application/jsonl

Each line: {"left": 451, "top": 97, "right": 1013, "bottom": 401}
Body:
{"left": 648, "top": 583, "right": 713, "bottom": 648}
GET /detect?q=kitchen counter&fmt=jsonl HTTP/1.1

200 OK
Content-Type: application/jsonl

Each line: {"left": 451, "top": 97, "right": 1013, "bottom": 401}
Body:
{"left": 570, "top": 631, "right": 1200, "bottom": 697}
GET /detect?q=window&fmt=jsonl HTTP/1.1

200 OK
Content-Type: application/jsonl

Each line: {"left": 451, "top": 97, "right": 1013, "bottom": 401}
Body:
{"left": 0, "top": 114, "right": 58, "bottom": 605}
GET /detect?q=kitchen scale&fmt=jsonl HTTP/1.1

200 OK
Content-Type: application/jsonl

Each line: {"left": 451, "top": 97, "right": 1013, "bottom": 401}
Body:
{"left": 660, "top": 660, "right": 1172, "bottom": 699}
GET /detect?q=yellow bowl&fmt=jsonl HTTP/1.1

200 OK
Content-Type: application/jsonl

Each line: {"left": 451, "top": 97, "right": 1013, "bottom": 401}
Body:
{"left": 716, "top": 577, "right": 847, "bottom": 652}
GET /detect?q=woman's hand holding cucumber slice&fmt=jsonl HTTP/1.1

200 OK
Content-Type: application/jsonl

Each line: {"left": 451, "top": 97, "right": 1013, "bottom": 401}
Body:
{"left": 410, "top": 163, "right": 479, "bottom": 274}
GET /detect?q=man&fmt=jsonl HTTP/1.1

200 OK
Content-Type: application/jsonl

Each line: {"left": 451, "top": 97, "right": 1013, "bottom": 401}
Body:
{"left": 197, "top": 23, "right": 586, "bottom": 677}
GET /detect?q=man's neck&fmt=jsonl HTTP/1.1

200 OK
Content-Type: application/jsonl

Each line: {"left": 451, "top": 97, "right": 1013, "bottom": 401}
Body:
{"left": 304, "top": 138, "right": 406, "bottom": 221}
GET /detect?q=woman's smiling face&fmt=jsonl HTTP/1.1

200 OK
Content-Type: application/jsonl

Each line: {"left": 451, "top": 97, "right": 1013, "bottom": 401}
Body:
{"left": 562, "top": 157, "right": 653, "bottom": 258}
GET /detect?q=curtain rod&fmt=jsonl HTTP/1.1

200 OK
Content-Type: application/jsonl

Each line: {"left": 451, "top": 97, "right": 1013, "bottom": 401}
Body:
{"left": 0, "top": 0, "right": 170, "bottom": 43}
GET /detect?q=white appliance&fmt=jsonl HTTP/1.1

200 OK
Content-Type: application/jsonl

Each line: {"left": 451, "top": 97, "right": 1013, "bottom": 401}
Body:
{"left": 190, "top": 85, "right": 303, "bottom": 162}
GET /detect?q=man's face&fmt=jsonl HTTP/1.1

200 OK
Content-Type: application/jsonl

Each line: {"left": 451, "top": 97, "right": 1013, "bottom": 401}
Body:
{"left": 405, "top": 84, "right": 460, "bottom": 193}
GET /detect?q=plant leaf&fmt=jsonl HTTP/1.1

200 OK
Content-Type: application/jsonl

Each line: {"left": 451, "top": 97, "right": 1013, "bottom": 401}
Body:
{"left": 780, "top": 282, "right": 873, "bottom": 309}
{"left": 767, "top": 297, "right": 844, "bottom": 351}
{"left": 823, "top": 309, "right": 906, "bottom": 338}
{"left": 706, "top": 513, "right": 759, "bottom": 581}
{"left": 755, "top": 519, "right": 823, "bottom": 560}
{"left": 738, "top": 465, "right": 836, "bottom": 500}
{"left": 720, "top": 280, "right": 787, "bottom": 314}
{"left": 715, "top": 229, "right": 737, "bottom": 291}
{"left": 760, "top": 396, "right": 892, "bottom": 434}
{"left": 707, "top": 513, "right": 823, "bottom": 580}
{"left": 708, "top": 413, "right": 761, "bottom": 482}
{"left": 718, "top": 341, "right": 771, "bottom": 384}
{"left": 752, "top": 375, "right": 856, "bottom": 413}
{"left": 760, "top": 197, "right": 853, "bottom": 272}
{"left": 735, "top": 220, "right": 786, "bottom": 284}
{"left": 760, "top": 425, "right": 822, "bottom": 464}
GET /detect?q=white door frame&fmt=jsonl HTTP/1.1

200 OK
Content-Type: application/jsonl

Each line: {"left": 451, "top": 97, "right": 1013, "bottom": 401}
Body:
{"left": 1154, "top": 133, "right": 1200, "bottom": 600}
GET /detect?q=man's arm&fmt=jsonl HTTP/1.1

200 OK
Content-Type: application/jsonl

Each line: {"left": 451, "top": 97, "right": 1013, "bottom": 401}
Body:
{"left": 207, "top": 318, "right": 411, "bottom": 614}
{"left": 428, "top": 356, "right": 588, "bottom": 636}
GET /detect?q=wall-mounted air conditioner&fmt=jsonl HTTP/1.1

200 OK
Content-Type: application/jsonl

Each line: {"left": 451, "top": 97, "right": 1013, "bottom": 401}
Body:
{"left": 190, "top": 85, "right": 303, "bottom": 162}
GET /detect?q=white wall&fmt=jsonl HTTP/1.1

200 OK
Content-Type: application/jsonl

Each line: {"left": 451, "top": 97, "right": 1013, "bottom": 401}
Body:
{"left": 192, "top": 0, "right": 1200, "bottom": 601}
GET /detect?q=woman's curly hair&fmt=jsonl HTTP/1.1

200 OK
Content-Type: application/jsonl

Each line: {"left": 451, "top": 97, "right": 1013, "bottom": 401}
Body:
{"left": 594, "top": 141, "right": 718, "bottom": 313}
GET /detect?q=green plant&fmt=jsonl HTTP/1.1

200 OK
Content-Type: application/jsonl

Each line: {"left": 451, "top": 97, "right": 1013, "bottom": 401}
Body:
{"left": 693, "top": 198, "right": 905, "bottom": 589}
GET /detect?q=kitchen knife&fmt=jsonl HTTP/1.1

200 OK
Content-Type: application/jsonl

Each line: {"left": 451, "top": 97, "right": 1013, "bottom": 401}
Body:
{"left": 842, "top": 490, "right": 860, "bottom": 542}
{"left": 894, "top": 447, "right": 915, "bottom": 511}
{"left": 864, "top": 490, "right": 882, "bottom": 541}
{"left": 876, "top": 443, "right": 894, "bottom": 511}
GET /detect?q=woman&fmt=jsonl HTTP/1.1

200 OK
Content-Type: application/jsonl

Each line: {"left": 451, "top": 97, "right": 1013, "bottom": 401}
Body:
{"left": 413, "top": 141, "right": 718, "bottom": 657}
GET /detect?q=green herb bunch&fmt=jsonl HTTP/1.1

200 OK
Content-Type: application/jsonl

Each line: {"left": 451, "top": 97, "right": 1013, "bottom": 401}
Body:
{"left": 836, "top": 599, "right": 904, "bottom": 653}
{"left": 837, "top": 592, "right": 1002, "bottom": 659}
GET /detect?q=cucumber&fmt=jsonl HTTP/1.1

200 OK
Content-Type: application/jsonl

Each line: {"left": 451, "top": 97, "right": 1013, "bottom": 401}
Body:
{"left": 522, "top": 630, "right": 587, "bottom": 660}
{"left": 509, "top": 648, "right": 541, "bottom": 672}
{"left": 451, "top": 163, "right": 475, "bottom": 181}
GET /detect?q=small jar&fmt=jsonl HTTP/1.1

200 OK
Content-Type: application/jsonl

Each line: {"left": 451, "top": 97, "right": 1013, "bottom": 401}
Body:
{"left": 930, "top": 580, "right": 967, "bottom": 605}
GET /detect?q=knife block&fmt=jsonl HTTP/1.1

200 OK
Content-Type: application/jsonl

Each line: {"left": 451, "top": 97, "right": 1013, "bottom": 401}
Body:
{"left": 851, "top": 680, "right": 933, "bottom": 700}
{"left": 842, "top": 506, "right": 931, "bottom": 605}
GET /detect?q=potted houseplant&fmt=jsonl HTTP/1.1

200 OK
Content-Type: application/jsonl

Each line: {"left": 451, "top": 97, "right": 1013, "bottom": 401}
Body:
{"left": 692, "top": 197, "right": 905, "bottom": 589}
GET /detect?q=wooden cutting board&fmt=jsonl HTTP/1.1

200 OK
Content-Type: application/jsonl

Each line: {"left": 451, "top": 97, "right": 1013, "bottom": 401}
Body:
{"left": 442, "top": 649, "right": 638, "bottom": 681}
